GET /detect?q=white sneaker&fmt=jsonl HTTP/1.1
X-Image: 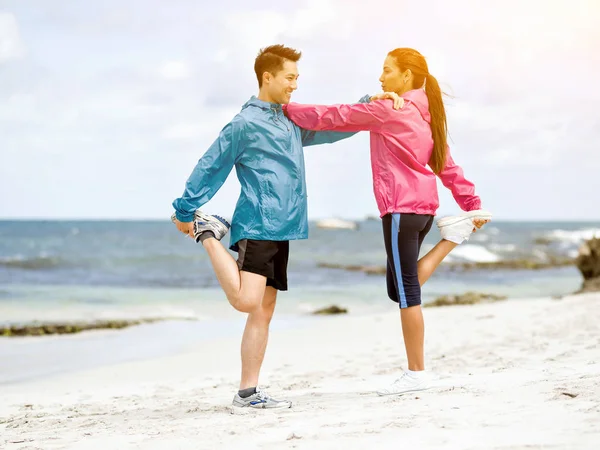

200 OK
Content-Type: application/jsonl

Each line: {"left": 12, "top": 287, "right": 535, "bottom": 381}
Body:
{"left": 439, "top": 218, "right": 475, "bottom": 244}
{"left": 377, "top": 372, "right": 430, "bottom": 396}
{"left": 436, "top": 209, "right": 492, "bottom": 228}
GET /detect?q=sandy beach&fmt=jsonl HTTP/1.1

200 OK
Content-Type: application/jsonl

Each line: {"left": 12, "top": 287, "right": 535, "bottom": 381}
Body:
{"left": 1, "top": 292, "right": 599, "bottom": 450}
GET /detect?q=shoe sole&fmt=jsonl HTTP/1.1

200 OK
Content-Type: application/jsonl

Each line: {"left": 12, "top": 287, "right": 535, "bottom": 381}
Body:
{"left": 376, "top": 386, "right": 430, "bottom": 397}
{"left": 436, "top": 210, "right": 492, "bottom": 228}
{"left": 170, "top": 212, "right": 231, "bottom": 229}
{"left": 229, "top": 403, "right": 293, "bottom": 414}
{"left": 194, "top": 211, "right": 231, "bottom": 229}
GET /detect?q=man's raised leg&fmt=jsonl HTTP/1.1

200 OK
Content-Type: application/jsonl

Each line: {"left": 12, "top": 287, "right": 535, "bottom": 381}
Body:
{"left": 202, "top": 237, "right": 265, "bottom": 313}
{"left": 176, "top": 211, "right": 264, "bottom": 313}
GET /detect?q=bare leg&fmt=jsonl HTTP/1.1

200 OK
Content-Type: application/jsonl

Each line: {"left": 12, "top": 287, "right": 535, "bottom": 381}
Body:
{"left": 202, "top": 238, "right": 266, "bottom": 313}
{"left": 240, "top": 286, "right": 278, "bottom": 389}
{"left": 401, "top": 239, "right": 457, "bottom": 372}
{"left": 417, "top": 239, "right": 457, "bottom": 286}
{"left": 400, "top": 306, "right": 425, "bottom": 371}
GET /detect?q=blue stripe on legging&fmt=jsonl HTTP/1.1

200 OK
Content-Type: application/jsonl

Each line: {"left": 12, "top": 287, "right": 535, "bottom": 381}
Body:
{"left": 391, "top": 213, "right": 408, "bottom": 308}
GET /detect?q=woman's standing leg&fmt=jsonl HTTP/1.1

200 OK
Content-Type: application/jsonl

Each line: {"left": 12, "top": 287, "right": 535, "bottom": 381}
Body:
{"left": 378, "top": 214, "right": 433, "bottom": 395}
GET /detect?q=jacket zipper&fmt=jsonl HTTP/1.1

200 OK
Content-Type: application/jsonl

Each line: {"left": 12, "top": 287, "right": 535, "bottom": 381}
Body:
{"left": 271, "top": 106, "right": 301, "bottom": 197}
{"left": 272, "top": 107, "right": 290, "bottom": 132}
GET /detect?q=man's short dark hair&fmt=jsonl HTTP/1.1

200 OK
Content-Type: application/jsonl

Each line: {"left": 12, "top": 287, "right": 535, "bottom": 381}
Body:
{"left": 254, "top": 45, "right": 302, "bottom": 88}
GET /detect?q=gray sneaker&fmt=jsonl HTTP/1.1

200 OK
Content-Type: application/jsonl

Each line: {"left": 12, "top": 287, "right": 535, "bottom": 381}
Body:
{"left": 192, "top": 210, "right": 230, "bottom": 242}
{"left": 232, "top": 388, "right": 292, "bottom": 410}
{"left": 171, "top": 210, "right": 230, "bottom": 242}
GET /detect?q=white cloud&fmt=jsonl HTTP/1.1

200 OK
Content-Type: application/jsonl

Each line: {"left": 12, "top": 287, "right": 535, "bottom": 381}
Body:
{"left": 216, "top": 0, "right": 358, "bottom": 64}
{"left": 159, "top": 61, "right": 191, "bottom": 80}
{"left": 162, "top": 108, "right": 239, "bottom": 141}
{"left": 285, "top": 0, "right": 352, "bottom": 40}
{"left": 162, "top": 122, "right": 203, "bottom": 140}
{"left": 0, "top": 12, "right": 24, "bottom": 62}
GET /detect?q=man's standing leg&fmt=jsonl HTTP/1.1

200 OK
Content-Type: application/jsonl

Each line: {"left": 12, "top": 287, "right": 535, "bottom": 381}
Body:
{"left": 240, "top": 286, "right": 277, "bottom": 390}
{"left": 231, "top": 241, "right": 292, "bottom": 409}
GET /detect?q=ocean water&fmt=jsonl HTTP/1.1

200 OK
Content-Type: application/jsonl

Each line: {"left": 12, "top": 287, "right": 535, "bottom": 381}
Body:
{"left": 0, "top": 219, "right": 595, "bottom": 383}
{"left": 0, "top": 219, "right": 595, "bottom": 324}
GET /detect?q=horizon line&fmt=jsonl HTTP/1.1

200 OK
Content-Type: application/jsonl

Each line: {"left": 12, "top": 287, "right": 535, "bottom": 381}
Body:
{"left": 0, "top": 217, "right": 599, "bottom": 223}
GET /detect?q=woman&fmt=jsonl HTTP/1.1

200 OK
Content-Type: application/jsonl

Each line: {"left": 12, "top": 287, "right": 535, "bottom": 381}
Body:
{"left": 284, "top": 48, "right": 491, "bottom": 395}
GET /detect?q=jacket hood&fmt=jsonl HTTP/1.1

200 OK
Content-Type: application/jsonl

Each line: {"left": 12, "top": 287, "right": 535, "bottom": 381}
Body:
{"left": 404, "top": 89, "right": 431, "bottom": 123}
{"left": 242, "top": 96, "right": 283, "bottom": 111}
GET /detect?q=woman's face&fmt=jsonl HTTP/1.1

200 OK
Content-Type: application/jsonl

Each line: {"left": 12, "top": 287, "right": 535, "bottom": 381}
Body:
{"left": 379, "top": 55, "right": 410, "bottom": 94}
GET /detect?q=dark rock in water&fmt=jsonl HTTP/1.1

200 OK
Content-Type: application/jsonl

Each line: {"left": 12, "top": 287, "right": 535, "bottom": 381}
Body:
{"left": 312, "top": 305, "right": 348, "bottom": 315}
{"left": 425, "top": 292, "right": 508, "bottom": 308}
{"left": 576, "top": 238, "right": 600, "bottom": 293}
{"left": 445, "top": 258, "right": 574, "bottom": 271}
{"left": 318, "top": 262, "right": 386, "bottom": 275}
{"left": 318, "top": 258, "right": 573, "bottom": 275}
{"left": 576, "top": 238, "right": 600, "bottom": 280}
{"left": 577, "top": 278, "right": 600, "bottom": 294}
{"left": 0, "top": 318, "right": 194, "bottom": 337}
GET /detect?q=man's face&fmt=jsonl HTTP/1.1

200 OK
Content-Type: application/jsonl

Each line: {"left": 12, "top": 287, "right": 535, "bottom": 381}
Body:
{"left": 265, "top": 60, "right": 299, "bottom": 104}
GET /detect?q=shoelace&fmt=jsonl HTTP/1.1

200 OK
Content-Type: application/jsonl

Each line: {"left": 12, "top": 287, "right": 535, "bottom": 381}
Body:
{"left": 255, "top": 389, "right": 272, "bottom": 402}
{"left": 378, "top": 373, "right": 411, "bottom": 394}
{"left": 392, "top": 373, "right": 409, "bottom": 385}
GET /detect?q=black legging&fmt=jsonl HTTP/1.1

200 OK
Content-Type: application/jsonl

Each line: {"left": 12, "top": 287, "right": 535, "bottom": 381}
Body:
{"left": 382, "top": 213, "right": 434, "bottom": 308}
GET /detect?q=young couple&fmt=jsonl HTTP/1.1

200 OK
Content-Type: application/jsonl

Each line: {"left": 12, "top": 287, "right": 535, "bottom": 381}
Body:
{"left": 171, "top": 44, "right": 491, "bottom": 410}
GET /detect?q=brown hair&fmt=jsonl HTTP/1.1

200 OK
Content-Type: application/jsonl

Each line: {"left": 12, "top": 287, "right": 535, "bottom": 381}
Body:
{"left": 388, "top": 48, "right": 447, "bottom": 174}
{"left": 254, "top": 45, "right": 302, "bottom": 88}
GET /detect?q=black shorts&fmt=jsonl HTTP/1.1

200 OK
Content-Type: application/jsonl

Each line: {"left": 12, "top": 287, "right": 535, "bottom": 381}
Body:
{"left": 233, "top": 240, "right": 289, "bottom": 291}
{"left": 382, "top": 213, "right": 434, "bottom": 308}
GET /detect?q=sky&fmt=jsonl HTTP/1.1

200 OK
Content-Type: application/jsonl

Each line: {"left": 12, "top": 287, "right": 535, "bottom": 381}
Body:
{"left": 1, "top": 0, "right": 599, "bottom": 221}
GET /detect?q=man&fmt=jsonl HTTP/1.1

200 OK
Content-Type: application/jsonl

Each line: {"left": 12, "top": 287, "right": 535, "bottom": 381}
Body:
{"left": 171, "top": 45, "right": 366, "bottom": 410}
